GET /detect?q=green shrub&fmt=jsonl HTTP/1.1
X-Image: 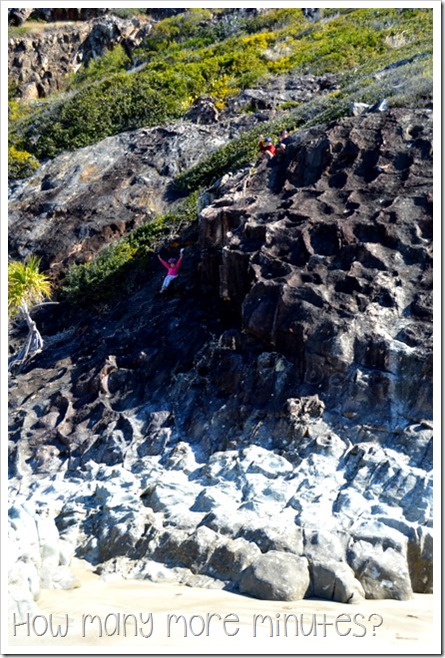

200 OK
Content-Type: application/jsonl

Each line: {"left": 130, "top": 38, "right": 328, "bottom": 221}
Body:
{"left": 70, "top": 45, "right": 131, "bottom": 87}
{"left": 143, "top": 9, "right": 214, "bottom": 51}
{"left": 8, "top": 145, "right": 40, "bottom": 179}
{"left": 61, "top": 241, "right": 139, "bottom": 305}
{"left": 112, "top": 8, "right": 146, "bottom": 20}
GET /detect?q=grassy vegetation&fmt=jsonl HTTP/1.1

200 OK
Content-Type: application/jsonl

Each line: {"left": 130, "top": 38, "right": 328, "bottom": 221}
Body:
{"left": 8, "top": 82, "right": 42, "bottom": 177}
{"left": 8, "top": 19, "right": 77, "bottom": 39}
{"left": 8, "top": 8, "right": 432, "bottom": 169}
{"left": 112, "top": 8, "right": 147, "bottom": 20}
{"left": 8, "top": 24, "right": 33, "bottom": 39}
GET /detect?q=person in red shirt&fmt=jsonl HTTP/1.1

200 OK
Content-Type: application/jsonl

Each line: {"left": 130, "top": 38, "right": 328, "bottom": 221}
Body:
{"left": 258, "top": 135, "right": 276, "bottom": 161}
{"left": 157, "top": 248, "right": 184, "bottom": 293}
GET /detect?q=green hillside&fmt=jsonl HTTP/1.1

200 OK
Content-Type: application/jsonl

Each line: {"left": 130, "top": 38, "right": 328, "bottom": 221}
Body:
{"left": 9, "top": 8, "right": 432, "bottom": 167}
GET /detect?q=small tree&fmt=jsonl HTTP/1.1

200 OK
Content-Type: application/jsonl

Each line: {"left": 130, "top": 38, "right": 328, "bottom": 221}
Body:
{"left": 8, "top": 256, "right": 52, "bottom": 372}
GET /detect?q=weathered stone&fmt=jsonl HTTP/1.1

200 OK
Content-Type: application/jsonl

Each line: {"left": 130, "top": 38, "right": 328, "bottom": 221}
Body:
{"left": 7, "top": 101, "right": 432, "bottom": 606}
{"left": 303, "top": 529, "right": 349, "bottom": 564}
{"left": 239, "top": 519, "right": 304, "bottom": 555}
{"left": 239, "top": 551, "right": 310, "bottom": 601}
{"left": 407, "top": 525, "right": 433, "bottom": 593}
{"left": 347, "top": 538, "right": 413, "bottom": 600}
{"left": 8, "top": 123, "right": 228, "bottom": 280}
{"left": 310, "top": 560, "right": 365, "bottom": 603}
{"left": 8, "top": 8, "right": 33, "bottom": 25}
{"left": 144, "top": 478, "right": 199, "bottom": 514}
{"left": 207, "top": 537, "right": 261, "bottom": 581}
{"left": 185, "top": 95, "right": 220, "bottom": 124}
{"left": 35, "top": 511, "right": 61, "bottom": 579}
{"left": 173, "top": 526, "right": 220, "bottom": 573}
{"left": 153, "top": 526, "right": 219, "bottom": 572}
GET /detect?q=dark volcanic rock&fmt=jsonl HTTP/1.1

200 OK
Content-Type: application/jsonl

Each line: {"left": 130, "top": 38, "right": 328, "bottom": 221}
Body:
{"left": 200, "top": 108, "right": 433, "bottom": 431}
{"left": 8, "top": 8, "right": 33, "bottom": 26}
{"left": 8, "top": 123, "right": 228, "bottom": 279}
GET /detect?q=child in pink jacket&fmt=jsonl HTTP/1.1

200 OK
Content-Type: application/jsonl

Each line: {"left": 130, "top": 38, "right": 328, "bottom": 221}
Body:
{"left": 157, "top": 248, "right": 184, "bottom": 293}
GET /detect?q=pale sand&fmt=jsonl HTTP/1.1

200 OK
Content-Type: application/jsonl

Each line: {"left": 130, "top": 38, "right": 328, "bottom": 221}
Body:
{"left": 6, "top": 559, "right": 439, "bottom": 655}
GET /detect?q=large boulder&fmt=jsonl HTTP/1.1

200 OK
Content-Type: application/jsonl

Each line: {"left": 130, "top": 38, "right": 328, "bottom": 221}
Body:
{"left": 8, "top": 8, "right": 33, "bottom": 25}
{"left": 309, "top": 561, "right": 365, "bottom": 603}
{"left": 239, "top": 551, "right": 310, "bottom": 601}
{"left": 347, "top": 538, "right": 413, "bottom": 600}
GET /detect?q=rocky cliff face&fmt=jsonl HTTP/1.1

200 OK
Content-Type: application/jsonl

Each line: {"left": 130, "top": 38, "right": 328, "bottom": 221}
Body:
{"left": 200, "top": 108, "right": 433, "bottom": 431}
{"left": 8, "top": 122, "right": 229, "bottom": 278}
{"left": 8, "top": 14, "right": 151, "bottom": 99}
{"left": 8, "top": 105, "right": 433, "bottom": 615}
{"left": 8, "top": 8, "right": 271, "bottom": 99}
{"left": 8, "top": 72, "right": 337, "bottom": 281}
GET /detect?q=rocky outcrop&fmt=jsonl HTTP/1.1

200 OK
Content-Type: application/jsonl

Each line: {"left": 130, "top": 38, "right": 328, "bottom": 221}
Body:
{"left": 225, "top": 73, "right": 338, "bottom": 117}
{"left": 200, "top": 108, "right": 432, "bottom": 429}
{"left": 8, "top": 502, "right": 80, "bottom": 619}
{"left": 8, "top": 106, "right": 433, "bottom": 612}
{"left": 8, "top": 14, "right": 151, "bottom": 98}
{"left": 8, "top": 8, "right": 34, "bottom": 26}
{"left": 8, "top": 122, "right": 230, "bottom": 279}
{"left": 8, "top": 9, "right": 110, "bottom": 25}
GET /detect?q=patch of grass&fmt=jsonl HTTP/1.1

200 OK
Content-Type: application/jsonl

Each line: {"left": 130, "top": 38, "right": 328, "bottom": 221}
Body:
{"left": 8, "top": 24, "right": 33, "bottom": 39}
{"left": 9, "top": 20, "right": 77, "bottom": 39}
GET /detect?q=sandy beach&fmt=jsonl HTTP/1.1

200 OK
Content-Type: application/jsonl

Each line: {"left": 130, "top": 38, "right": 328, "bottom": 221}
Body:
{"left": 6, "top": 559, "right": 439, "bottom": 655}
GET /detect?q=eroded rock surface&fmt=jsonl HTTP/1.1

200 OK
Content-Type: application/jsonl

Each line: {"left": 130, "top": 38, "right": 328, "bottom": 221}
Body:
{"left": 8, "top": 123, "right": 229, "bottom": 279}
{"left": 200, "top": 108, "right": 432, "bottom": 428}
{"left": 8, "top": 107, "right": 433, "bottom": 615}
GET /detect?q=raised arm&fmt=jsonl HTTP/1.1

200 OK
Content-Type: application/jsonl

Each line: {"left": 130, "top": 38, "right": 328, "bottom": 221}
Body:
{"left": 157, "top": 254, "right": 170, "bottom": 270}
